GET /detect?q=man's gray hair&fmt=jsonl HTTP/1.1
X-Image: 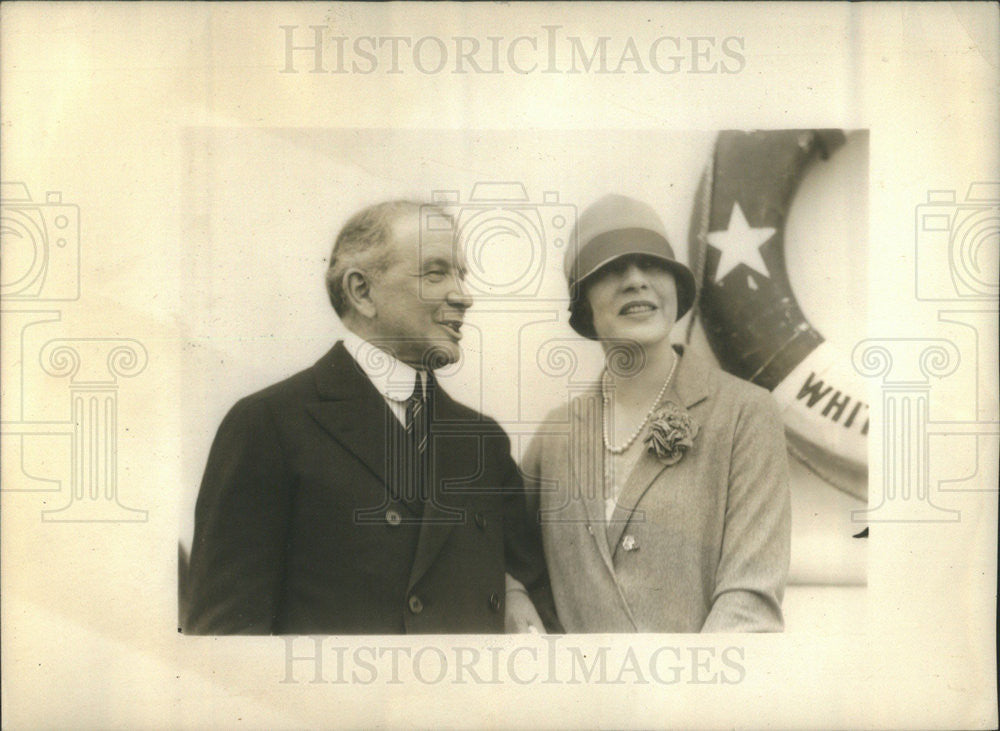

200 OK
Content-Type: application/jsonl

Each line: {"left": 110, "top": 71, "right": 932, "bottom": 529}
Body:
{"left": 325, "top": 200, "right": 443, "bottom": 317}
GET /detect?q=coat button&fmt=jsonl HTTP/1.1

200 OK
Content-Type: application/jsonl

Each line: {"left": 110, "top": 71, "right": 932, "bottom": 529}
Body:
{"left": 408, "top": 595, "right": 423, "bottom": 614}
{"left": 474, "top": 512, "right": 487, "bottom": 530}
{"left": 489, "top": 592, "right": 502, "bottom": 612}
{"left": 622, "top": 534, "right": 639, "bottom": 552}
{"left": 586, "top": 524, "right": 594, "bottom": 535}
{"left": 385, "top": 509, "right": 402, "bottom": 526}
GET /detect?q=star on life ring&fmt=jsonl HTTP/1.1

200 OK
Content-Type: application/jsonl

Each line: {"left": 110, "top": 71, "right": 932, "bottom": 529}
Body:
{"left": 687, "top": 129, "right": 867, "bottom": 501}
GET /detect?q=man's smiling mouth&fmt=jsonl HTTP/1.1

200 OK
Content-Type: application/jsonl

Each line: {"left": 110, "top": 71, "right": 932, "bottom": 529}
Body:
{"left": 439, "top": 319, "right": 464, "bottom": 338}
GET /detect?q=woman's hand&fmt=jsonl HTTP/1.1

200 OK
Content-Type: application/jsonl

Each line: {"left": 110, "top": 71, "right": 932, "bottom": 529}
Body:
{"left": 504, "top": 574, "right": 544, "bottom": 633}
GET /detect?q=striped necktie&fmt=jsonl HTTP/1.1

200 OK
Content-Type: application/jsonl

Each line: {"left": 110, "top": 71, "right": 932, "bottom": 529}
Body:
{"left": 405, "top": 371, "right": 430, "bottom": 502}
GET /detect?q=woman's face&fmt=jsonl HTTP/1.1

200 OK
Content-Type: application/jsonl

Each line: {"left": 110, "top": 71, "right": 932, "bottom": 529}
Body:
{"left": 585, "top": 254, "right": 678, "bottom": 347}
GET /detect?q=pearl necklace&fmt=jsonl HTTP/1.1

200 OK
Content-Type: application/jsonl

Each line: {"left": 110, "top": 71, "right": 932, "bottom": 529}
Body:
{"left": 601, "top": 355, "right": 679, "bottom": 454}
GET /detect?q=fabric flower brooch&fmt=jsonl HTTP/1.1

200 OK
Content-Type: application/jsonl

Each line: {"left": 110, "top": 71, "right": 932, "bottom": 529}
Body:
{"left": 643, "top": 401, "right": 699, "bottom": 466}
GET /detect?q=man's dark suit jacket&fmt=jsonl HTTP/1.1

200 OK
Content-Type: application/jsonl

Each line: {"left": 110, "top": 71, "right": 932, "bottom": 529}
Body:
{"left": 184, "top": 341, "right": 553, "bottom": 634}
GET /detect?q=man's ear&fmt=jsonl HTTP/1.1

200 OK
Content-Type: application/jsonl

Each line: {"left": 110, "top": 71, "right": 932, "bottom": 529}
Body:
{"left": 343, "top": 268, "right": 377, "bottom": 319}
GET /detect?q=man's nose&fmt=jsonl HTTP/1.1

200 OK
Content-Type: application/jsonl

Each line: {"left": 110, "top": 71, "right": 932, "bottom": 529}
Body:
{"left": 448, "top": 278, "right": 473, "bottom": 309}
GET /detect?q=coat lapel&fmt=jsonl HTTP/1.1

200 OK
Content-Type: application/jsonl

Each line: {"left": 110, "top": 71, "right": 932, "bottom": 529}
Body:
{"left": 306, "top": 342, "right": 395, "bottom": 485}
{"left": 306, "top": 342, "right": 423, "bottom": 513}
{"left": 306, "top": 342, "right": 470, "bottom": 587}
{"left": 569, "top": 385, "right": 617, "bottom": 575}
{"left": 605, "top": 346, "right": 712, "bottom": 558}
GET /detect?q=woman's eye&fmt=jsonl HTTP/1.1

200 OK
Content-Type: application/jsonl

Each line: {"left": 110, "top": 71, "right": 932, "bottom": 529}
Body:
{"left": 424, "top": 270, "right": 446, "bottom": 282}
{"left": 640, "top": 257, "right": 669, "bottom": 273}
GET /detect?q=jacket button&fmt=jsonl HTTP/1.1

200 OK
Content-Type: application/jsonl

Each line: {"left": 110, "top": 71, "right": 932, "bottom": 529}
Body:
{"left": 474, "top": 512, "right": 487, "bottom": 530}
{"left": 408, "top": 595, "right": 423, "bottom": 614}
{"left": 386, "top": 509, "right": 402, "bottom": 526}
{"left": 489, "top": 592, "right": 502, "bottom": 612}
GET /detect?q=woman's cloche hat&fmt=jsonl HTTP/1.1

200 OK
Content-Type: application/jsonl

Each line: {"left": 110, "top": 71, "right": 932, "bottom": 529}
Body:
{"left": 564, "top": 193, "right": 697, "bottom": 339}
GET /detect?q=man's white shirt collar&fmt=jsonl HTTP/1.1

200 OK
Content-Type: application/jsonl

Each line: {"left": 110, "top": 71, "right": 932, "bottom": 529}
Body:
{"left": 341, "top": 330, "right": 422, "bottom": 403}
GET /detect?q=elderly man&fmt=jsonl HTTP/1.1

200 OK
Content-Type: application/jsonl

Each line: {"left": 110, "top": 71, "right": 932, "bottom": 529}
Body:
{"left": 185, "top": 200, "right": 553, "bottom": 634}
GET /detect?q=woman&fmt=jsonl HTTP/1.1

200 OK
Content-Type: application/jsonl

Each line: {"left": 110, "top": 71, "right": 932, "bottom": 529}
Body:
{"left": 522, "top": 194, "right": 791, "bottom": 632}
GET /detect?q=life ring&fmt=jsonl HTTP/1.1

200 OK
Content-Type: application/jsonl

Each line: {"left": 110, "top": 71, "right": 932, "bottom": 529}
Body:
{"left": 687, "top": 129, "right": 867, "bottom": 501}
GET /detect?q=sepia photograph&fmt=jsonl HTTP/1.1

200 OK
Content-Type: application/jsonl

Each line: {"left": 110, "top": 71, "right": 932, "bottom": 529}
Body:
{"left": 176, "top": 128, "right": 868, "bottom": 637}
{"left": 2, "top": 3, "right": 996, "bottom": 729}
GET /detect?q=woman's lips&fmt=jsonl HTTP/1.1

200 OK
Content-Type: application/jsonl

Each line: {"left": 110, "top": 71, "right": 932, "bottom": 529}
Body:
{"left": 618, "top": 301, "right": 657, "bottom": 316}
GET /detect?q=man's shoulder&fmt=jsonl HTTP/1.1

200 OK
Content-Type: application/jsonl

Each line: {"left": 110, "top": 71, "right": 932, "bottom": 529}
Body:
{"left": 221, "top": 346, "right": 343, "bottom": 426}
{"left": 434, "top": 386, "right": 507, "bottom": 435}
{"left": 232, "top": 365, "right": 318, "bottom": 413}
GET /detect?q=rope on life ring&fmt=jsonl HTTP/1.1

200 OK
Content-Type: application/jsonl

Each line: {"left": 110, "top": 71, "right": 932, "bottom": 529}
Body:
{"left": 687, "top": 129, "right": 867, "bottom": 501}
